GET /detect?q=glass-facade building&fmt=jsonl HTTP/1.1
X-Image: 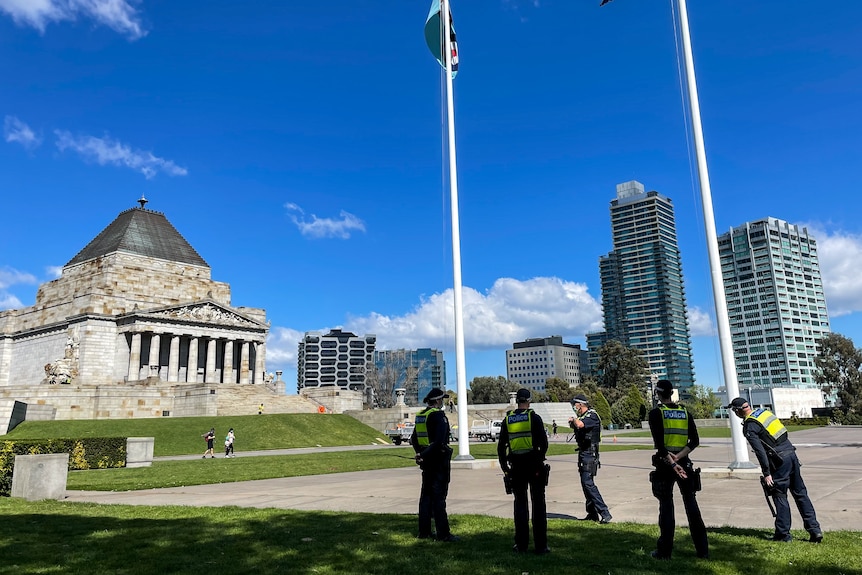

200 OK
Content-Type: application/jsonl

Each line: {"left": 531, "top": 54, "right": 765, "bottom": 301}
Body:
{"left": 718, "top": 218, "right": 830, "bottom": 388}
{"left": 373, "top": 348, "right": 446, "bottom": 406}
{"left": 592, "top": 181, "right": 696, "bottom": 392}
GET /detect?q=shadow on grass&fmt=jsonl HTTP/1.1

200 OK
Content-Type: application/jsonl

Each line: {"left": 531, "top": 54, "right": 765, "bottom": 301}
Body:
{"left": 0, "top": 500, "right": 859, "bottom": 575}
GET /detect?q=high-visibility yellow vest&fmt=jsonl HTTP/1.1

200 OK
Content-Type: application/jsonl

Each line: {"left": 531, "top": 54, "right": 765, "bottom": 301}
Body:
{"left": 659, "top": 405, "right": 688, "bottom": 453}
{"left": 414, "top": 407, "right": 440, "bottom": 447}
{"left": 746, "top": 408, "right": 788, "bottom": 442}
{"left": 506, "top": 409, "right": 534, "bottom": 455}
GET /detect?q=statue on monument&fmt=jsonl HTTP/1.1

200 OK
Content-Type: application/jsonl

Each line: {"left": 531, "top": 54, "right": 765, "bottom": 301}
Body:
{"left": 43, "top": 329, "right": 80, "bottom": 384}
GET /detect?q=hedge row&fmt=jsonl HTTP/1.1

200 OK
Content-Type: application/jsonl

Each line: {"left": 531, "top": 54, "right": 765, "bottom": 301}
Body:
{"left": 0, "top": 437, "right": 126, "bottom": 496}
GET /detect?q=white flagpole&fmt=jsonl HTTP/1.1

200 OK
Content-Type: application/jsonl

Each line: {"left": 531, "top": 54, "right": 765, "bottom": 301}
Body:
{"left": 676, "top": 0, "right": 752, "bottom": 468}
{"left": 441, "top": 0, "right": 472, "bottom": 460}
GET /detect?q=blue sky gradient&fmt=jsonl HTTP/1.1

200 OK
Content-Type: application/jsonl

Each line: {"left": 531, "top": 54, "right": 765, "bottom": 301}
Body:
{"left": 2, "top": 1, "right": 861, "bottom": 393}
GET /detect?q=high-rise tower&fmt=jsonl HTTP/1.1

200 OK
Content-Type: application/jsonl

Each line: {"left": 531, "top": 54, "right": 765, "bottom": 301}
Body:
{"left": 717, "top": 218, "right": 830, "bottom": 388}
{"left": 594, "top": 181, "right": 696, "bottom": 391}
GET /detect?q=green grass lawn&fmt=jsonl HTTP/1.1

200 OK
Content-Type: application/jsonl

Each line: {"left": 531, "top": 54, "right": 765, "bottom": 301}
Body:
{"left": 66, "top": 443, "right": 655, "bottom": 491}
{"left": 4, "top": 413, "right": 386, "bottom": 456}
{"left": 0, "top": 498, "right": 858, "bottom": 575}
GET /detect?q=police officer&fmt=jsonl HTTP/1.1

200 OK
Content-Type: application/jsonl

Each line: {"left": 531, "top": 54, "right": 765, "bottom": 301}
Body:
{"left": 648, "top": 380, "right": 709, "bottom": 560}
{"left": 411, "top": 387, "right": 459, "bottom": 542}
{"left": 497, "top": 388, "right": 550, "bottom": 554}
{"left": 727, "top": 397, "right": 823, "bottom": 543}
{"left": 569, "top": 393, "right": 612, "bottom": 524}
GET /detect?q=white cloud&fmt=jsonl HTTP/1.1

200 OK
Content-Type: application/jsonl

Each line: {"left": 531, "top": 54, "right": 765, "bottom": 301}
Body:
{"left": 362, "top": 277, "right": 601, "bottom": 351}
{"left": 0, "top": 266, "right": 37, "bottom": 311}
{"left": 285, "top": 202, "right": 366, "bottom": 239}
{"left": 265, "top": 277, "right": 602, "bottom": 371}
{"left": 687, "top": 306, "right": 715, "bottom": 337}
{"left": 265, "top": 327, "right": 305, "bottom": 367}
{"left": 55, "top": 130, "right": 187, "bottom": 179}
{"left": 805, "top": 225, "right": 862, "bottom": 317}
{"left": 46, "top": 265, "right": 63, "bottom": 278}
{"left": 4, "top": 116, "right": 41, "bottom": 149}
{"left": 0, "top": 0, "right": 146, "bottom": 39}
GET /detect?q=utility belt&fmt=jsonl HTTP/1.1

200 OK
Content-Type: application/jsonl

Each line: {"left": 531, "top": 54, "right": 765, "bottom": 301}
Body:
{"left": 650, "top": 455, "right": 702, "bottom": 492}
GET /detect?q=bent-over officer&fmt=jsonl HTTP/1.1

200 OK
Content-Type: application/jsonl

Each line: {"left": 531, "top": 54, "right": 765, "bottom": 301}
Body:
{"left": 569, "top": 393, "right": 612, "bottom": 523}
{"left": 411, "top": 387, "right": 459, "bottom": 542}
{"left": 727, "top": 397, "right": 823, "bottom": 543}
{"left": 648, "top": 379, "right": 709, "bottom": 560}
{"left": 497, "top": 388, "right": 550, "bottom": 554}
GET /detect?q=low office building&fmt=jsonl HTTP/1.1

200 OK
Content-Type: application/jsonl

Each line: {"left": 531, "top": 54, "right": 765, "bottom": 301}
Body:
{"left": 506, "top": 335, "right": 588, "bottom": 394}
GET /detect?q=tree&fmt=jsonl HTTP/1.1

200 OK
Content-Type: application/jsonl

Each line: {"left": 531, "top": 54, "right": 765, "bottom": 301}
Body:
{"left": 815, "top": 333, "right": 862, "bottom": 423}
{"left": 595, "top": 340, "right": 650, "bottom": 404}
{"left": 592, "top": 389, "right": 613, "bottom": 429}
{"left": 611, "top": 384, "right": 648, "bottom": 427}
{"left": 469, "top": 376, "right": 519, "bottom": 404}
{"left": 683, "top": 385, "right": 721, "bottom": 419}
{"left": 545, "top": 377, "right": 574, "bottom": 402}
{"left": 365, "top": 350, "right": 427, "bottom": 408}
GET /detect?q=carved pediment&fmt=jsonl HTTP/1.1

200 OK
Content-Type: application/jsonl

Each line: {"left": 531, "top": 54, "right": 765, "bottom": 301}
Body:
{"left": 149, "top": 303, "right": 261, "bottom": 328}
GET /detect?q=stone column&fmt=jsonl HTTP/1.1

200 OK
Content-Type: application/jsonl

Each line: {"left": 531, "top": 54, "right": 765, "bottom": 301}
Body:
{"left": 168, "top": 335, "right": 180, "bottom": 382}
{"left": 223, "top": 340, "right": 234, "bottom": 384}
{"left": 127, "top": 332, "right": 142, "bottom": 381}
{"left": 254, "top": 341, "right": 266, "bottom": 384}
{"left": 205, "top": 338, "right": 217, "bottom": 383}
{"left": 187, "top": 337, "right": 199, "bottom": 383}
{"left": 148, "top": 333, "right": 161, "bottom": 379}
{"left": 239, "top": 340, "right": 250, "bottom": 384}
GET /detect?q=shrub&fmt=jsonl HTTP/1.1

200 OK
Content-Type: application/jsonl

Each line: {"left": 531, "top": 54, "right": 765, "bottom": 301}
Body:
{"left": 0, "top": 437, "right": 126, "bottom": 496}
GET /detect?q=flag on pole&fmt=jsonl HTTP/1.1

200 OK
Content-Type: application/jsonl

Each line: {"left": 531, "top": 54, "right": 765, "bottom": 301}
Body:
{"left": 424, "top": 0, "right": 459, "bottom": 78}
{"left": 600, "top": 0, "right": 614, "bottom": 5}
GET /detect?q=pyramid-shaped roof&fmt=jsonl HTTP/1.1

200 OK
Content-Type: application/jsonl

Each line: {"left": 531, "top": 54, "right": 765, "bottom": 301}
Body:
{"left": 66, "top": 206, "right": 209, "bottom": 268}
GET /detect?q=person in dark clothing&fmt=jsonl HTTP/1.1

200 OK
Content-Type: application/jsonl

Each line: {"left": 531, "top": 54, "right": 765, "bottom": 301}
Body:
{"left": 498, "top": 388, "right": 550, "bottom": 554}
{"left": 727, "top": 397, "right": 823, "bottom": 543}
{"left": 648, "top": 380, "right": 709, "bottom": 560}
{"left": 411, "top": 387, "right": 459, "bottom": 542}
{"left": 201, "top": 428, "right": 215, "bottom": 459}
{"left": 569, "top": 393, "right": 612, "bottom": 524}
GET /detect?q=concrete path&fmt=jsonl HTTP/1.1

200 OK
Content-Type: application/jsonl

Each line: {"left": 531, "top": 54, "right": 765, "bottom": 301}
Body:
{"left": 66, "top": 427, "right": 862, "bottom": 533}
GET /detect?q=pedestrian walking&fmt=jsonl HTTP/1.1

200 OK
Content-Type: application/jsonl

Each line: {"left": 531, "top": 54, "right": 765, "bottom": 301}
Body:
{"left": 224, "top": 428, "right": 235, "bottom": 457}
{"left": 202, "top": 428, "right": 215, "bottom": 459}
{"left": 727, "top": 397, "right": 823, "bottom": 543}
{"left": 498, "top": 388, "right": 550, "bottom": 554}
{"left": 648, "top": 380, "right": 709, "bottom": 560}
{"left": 258, "top": 403, "right": 264, "bottom": 415}
{"left": 411, "top": 388, "right": 459, "bottom": 542}
{"left": 569, "top": 393, "right": 612, "bottom": 524}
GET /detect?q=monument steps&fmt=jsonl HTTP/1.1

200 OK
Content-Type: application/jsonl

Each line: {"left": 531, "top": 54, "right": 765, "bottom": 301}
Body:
{"left": 215, "top": 385, "right": 319, "bottom": 416}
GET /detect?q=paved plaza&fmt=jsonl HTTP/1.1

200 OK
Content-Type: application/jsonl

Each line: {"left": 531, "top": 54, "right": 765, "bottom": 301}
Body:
{"left": 66, "top": 427, "right": 862, "bottom": 533}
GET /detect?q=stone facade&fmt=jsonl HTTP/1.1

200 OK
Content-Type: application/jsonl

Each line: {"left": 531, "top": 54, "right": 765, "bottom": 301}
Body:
{"left": 0, "top": 203, "right": 273, "bottom": 420}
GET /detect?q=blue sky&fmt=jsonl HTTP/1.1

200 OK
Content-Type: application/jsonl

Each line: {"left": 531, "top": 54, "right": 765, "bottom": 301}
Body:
{"left": 2, "top": 0, "right": 862, "bottom": 393}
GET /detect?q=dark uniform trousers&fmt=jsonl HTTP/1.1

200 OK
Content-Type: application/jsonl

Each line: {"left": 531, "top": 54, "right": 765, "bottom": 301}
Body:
{"left": 771, "top": 445, "right": 820, "bottom": 537}
{"left": 418, "top": 452, "right": 452, "bottom": 538}
{"left": 510, "top": 459, "right": 547, "bottom": 551}
{"left": 578, "top": 450, "right": 609, "bottom": 518}
{"left": 650, "top": 460, "right": 708, "bottom": 558}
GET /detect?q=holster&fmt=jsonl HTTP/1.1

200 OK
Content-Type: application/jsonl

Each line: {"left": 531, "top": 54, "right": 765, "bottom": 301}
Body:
{"left": 543, "top": 463, "right": 551, "bottom": 486}
{"left": 689, "top": 467, "right": 702, "bottom": 492}
{"left": 503, "top": 473, "right": 513, "bottom": 495}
